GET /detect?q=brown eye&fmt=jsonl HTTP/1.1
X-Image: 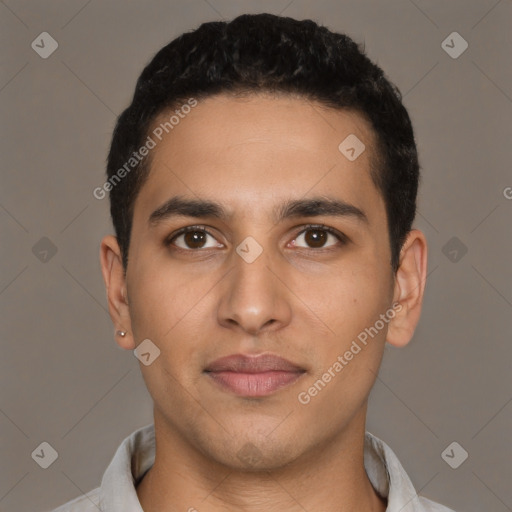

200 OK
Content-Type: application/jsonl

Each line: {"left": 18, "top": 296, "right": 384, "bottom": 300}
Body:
{"left": 183, "top": 231, "right": 207, "bottom": 249}
{"left": 304, "top": 229, "right": 328, "bottom": 248}
{"left": 293, "top": 226, "right": 343, "bottom": 249}
{"left": 169, "top": 227, "right": 223, "bottom": 250}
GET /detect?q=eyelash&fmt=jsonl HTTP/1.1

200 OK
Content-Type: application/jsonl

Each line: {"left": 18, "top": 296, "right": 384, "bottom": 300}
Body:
{"left": 165, "top": 224, "right": 348, "bottom": 251}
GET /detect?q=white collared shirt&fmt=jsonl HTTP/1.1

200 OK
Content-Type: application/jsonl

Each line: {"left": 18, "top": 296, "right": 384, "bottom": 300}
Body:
{"left": 50, "top": 424, "right": 455, "bottom": 511}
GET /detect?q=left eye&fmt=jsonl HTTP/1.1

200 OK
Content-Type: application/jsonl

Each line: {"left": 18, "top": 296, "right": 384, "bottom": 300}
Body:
{"left": 292, "top": 227, "right": 342, "bottom": 249}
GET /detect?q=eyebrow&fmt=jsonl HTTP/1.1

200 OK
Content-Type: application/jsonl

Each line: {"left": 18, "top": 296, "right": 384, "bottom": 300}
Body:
{"left": 148, "top": 195, "right": 368, "bottom": 226}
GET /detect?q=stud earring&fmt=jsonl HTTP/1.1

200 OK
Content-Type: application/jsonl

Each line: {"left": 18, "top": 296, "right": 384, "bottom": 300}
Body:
{"left": 116, "top": 330, "right": 127, "bottom": 337}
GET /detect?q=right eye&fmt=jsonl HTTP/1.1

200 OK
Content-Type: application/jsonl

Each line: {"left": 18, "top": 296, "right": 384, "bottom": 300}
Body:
{"left": 166, "top": 226, "right": 224, "bottom": 251}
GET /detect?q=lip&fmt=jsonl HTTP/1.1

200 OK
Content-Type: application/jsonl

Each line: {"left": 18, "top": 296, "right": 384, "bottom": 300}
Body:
{"left": 204, "top": 354, "right": 306, "bottom": 397}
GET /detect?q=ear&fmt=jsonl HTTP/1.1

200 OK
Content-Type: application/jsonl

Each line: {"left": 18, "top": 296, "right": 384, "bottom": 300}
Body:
{"left": 386, "top": 229, "right": 428, "bottom": 348}
{"left": 99, "top": 235, "right": 135, "bottom": 350}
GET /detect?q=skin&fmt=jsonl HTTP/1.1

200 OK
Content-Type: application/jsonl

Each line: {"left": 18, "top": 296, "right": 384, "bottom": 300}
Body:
{"left": 100, "top": 93, "right": 427, "bottom": 512}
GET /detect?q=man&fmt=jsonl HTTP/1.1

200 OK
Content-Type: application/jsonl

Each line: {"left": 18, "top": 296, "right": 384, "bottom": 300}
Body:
{"left": 53, "top": 13, "right": 455, "bottom": 512}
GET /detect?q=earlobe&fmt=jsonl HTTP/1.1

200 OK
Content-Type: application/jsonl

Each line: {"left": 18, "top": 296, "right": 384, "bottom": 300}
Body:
{"left": 99, "top": 235, "right": 135, "bottom": 350}
{"left": 386, "top": 229, "right": 428, "bottom": 348}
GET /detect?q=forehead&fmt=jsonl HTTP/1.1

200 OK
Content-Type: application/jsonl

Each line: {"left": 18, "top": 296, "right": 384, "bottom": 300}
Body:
{"left": 135, "top": 93, "right": 383, "bottom": 222}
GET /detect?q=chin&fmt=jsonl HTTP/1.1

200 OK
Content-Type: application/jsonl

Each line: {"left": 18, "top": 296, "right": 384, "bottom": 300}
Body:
{"left": 207, "top": 433, "right": 302, "bottom": 472}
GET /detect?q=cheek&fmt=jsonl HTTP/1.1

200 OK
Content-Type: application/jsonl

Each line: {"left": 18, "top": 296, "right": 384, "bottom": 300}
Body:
{"left": 127, "top": 257, "right": 218, "bottom": 379}
{"left": 127, "top": 266, "right": 210, "bottom": 403}
{"left": 292, "top": 256, "right": 393, "bottom": 409}
{"left": 294, "top": 271, "right": 390, "bottom": 426}
{"left": 127, "top": 249, "right": 205, "bottom": 337}
{"left": 294, "top": 257, "right": 392, "bottom": 338}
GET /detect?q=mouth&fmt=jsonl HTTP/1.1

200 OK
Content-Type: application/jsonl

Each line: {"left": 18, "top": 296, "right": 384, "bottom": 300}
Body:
{"left": 203, "top": 353, "right": 306, "bottom": 398}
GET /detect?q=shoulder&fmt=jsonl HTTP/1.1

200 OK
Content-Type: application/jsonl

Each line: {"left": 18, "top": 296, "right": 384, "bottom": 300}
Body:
{"left": 46, "top": 486, "right": 101, "bottom": 512}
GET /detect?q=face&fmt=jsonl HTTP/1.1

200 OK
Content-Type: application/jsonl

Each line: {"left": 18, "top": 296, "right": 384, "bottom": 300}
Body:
{"left": 119, "top": 93, "right": 398, "bottom": 469}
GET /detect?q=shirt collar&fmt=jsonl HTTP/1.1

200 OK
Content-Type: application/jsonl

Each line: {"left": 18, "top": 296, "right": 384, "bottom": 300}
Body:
{"left": 100, "top": 423, "right": 154, "bottom": 511}
{"left": 99, "top": 423, "right": 441, "bottom": 511}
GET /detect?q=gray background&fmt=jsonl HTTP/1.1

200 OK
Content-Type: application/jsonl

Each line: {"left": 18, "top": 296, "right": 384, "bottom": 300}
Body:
{"left": 1, "top": 1, "right": 511, "bottom": 511}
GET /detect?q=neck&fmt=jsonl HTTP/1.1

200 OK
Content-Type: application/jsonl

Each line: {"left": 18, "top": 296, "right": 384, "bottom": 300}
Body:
{"left": 136, "top": 407, "right": 387, "bottom": 512}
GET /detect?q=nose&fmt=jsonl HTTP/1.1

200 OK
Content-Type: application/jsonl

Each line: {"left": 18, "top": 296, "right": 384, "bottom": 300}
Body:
{"left": 217, "top": 246, "right": 292, "bottom": 336}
